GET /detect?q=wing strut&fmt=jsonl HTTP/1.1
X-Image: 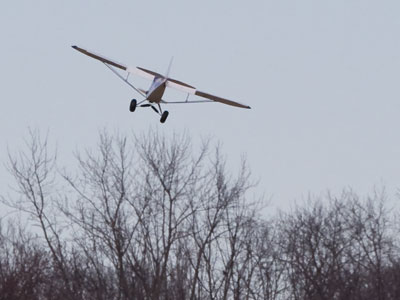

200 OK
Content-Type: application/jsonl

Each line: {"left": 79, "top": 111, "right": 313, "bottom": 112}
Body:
{"left": 161, "top": 100, "right": 214, "bottom": 104}
{"left": 103, "top": 63, "right": 146, "bottom": 99}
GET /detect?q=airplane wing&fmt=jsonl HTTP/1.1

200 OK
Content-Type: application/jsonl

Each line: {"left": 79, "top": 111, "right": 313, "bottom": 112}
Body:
{"left": 72, "top": 45, "right": 127, "bottom": 70}
{"left": 195, "top": 91, "right": 251, "bottom": 109}
{"left": 72, "top": 45, "right": 251, "bottom": 109}
{"left": 72, "top": 45, "right": 157, "bottom": 80}
{"left": 165, "top": 79, "right": 250, "bottom": 108}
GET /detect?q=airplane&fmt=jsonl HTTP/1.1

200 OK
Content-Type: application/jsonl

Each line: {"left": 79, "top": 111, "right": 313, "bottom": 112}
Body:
{"left": 72, "top": 45, "right": 251, "bottom": 123}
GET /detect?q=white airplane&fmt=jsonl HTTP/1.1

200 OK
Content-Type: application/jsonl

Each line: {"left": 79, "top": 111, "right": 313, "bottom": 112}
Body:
{"left": 72, "top": 46, "right": 251, "bottom": 123}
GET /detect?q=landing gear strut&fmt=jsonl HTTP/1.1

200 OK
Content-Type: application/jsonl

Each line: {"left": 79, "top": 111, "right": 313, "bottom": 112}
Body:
{"left": 129, "top": 99, "right": 137, "bottom": 112}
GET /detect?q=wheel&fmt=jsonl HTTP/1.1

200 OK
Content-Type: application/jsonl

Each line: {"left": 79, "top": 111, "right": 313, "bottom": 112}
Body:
{"left": 129, "top": 99, "right": 137, "bottom": 112}
{"left": 160, "top": 111, "right": 169, "bottom": 123}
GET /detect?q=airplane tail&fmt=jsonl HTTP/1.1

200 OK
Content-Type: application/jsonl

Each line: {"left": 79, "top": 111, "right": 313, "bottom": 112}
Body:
{"left": 165, "top": 56, "right": 174, "bottom": 78}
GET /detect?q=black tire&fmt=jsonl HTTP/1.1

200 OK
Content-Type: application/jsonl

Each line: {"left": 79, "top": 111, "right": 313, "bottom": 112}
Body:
{"left": 160, "top": 111, "right": 169, "bottom": 123}
{"left": 129, "top": 99, "right": 137, "bottom": 112}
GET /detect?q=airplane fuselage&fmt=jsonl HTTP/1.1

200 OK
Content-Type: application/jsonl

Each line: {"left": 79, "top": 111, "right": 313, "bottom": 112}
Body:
{"left": 147, "top": 76, "right": 166, "bottom": 103}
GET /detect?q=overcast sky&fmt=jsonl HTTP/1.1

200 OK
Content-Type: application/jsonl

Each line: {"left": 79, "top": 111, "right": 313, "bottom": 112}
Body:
{"left": 1, "top": 0, "right": 400, "bottom": 211}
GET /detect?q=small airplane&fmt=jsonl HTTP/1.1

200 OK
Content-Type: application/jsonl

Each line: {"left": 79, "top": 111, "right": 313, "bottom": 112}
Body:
{"left": 72, "top": 45, "right": 251, "bottom": 123}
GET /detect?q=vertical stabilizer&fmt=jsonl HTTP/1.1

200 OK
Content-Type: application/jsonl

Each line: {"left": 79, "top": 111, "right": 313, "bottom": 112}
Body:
{"left": 165, "top": 56, "right": 174, "bottom": 78}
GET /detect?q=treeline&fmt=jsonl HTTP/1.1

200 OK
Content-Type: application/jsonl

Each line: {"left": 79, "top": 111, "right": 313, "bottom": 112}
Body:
{"left": 0, "top": 131, "right": 399, "bottom": 300}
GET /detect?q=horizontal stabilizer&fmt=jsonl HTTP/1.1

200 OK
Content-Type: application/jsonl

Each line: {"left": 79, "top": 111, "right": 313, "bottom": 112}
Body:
{"left": 166, "top": 79, "right": 196, "bottom": 94}
{"left": 135, "top": 67, "right": 163, "bottom": 79}
{"left": 138, "top": 88, "right": 148, "bottom": 95}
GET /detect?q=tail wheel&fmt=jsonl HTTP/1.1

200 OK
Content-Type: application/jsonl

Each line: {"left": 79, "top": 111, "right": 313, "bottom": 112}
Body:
{"left": 129, "top": 99, "right": 137, "bottom": 112}
{"left": 160, "top": 111, "right": 169, "bottom": 123}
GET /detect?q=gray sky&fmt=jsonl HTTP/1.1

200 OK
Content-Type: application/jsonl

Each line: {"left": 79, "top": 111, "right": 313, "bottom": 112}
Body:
{"left": 1, "top": 0, "right": 400, "bottom": 210}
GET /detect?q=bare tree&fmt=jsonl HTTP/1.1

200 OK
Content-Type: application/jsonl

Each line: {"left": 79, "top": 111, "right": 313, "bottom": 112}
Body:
{"left": 342, "top": 190, "right": 396, "bottom": 300}
{"left": 54, "top": 130, "right": 256, "bottom": 299}
{"left": 2, "top": 129, "right": 400, "bottom": 300}
{"left": 278, "top": 190, "right": 400, "bottom": 300}
{"left": 1, "top": 130, "right": 77, "bottom": 298}
{"left": 0, "top": 221, "right": 50, "bottom": 300}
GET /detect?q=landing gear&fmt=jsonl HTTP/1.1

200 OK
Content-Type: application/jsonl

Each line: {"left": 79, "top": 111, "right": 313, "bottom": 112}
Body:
{"left": 132, "top": 99, "right": 169, "bottom": 123}
{"left": 129, "top": 99, "right": 137, "bottom": 112}
{"left": 160, "top": 111, "right": 169, "bottom": 123}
